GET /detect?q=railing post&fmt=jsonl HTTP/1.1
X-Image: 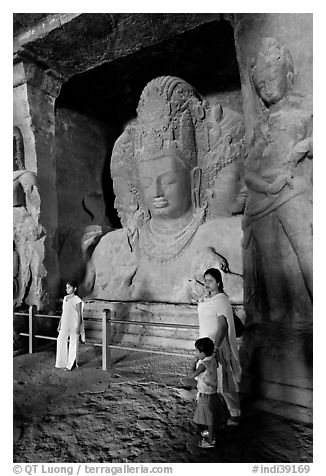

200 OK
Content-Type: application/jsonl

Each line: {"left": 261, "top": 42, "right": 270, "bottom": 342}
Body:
{"left": 101, "top": 309, "right": 111, "bottom": 371}
{"left": 28, "top": 305, "right": 37, "bottom": 354}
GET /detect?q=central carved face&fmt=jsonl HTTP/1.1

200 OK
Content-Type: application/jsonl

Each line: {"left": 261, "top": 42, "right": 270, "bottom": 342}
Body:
{"left": 139, "top": 155, "right": 192, "bottom": 220}
{"left": 254, "top": 62, "right": 289, "bottom": 106}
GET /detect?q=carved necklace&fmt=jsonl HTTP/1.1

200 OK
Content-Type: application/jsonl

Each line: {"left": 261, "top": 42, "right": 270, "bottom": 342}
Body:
{"left": 139, "top": 207, "right": 206, "bottom": 264}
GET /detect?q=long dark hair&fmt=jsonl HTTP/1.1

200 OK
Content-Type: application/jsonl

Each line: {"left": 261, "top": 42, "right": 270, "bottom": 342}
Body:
{"left": 204, "top": 268, "right": 224, "bottom": 292}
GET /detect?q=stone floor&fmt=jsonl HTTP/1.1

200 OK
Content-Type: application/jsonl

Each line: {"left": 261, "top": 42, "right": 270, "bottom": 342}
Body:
{"left": 13, "top": 344, "right": 313, "bottom": 463}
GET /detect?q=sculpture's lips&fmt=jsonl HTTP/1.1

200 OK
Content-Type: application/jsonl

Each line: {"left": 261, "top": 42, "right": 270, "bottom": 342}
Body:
{"left": 153, "top": 199, "right": 168, "bottom": 208}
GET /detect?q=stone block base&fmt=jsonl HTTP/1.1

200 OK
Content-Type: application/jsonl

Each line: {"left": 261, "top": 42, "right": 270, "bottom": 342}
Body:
{"left": 239, "top": 322, "right": 312, "bottom": 423}
{"left": 83, "top": 299, "right": 199, "bottom": 352}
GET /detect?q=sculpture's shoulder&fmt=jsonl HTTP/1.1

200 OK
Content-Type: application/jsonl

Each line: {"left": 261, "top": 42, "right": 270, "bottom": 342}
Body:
{"left": 269, "top": 96, "right": 312, "bottom": 130}
{"left": 94, "top": 227, "right": 126, "bottom": 252}
{"left": 194, "top": 216, "right": 243, "bottom": 244}
{"left": 190, "top": 216, "right": 243, "bottom": 275}
{"left": 92, "top": 227, "right": 135, "bottom": 265}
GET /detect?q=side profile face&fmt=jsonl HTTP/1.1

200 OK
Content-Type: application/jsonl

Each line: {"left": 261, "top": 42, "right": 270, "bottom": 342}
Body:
{"left": 66, "top": 283, "right": 76, "bottom": 295}
{"left": 254, "top": 62, "right": 289, "bottom": 106}
{"left": 113, "top": 176, "right": 137, "bottom": 226}
{"left": 138, "top": 155, "right": 192, "bottom": 220}
{"left": 195, "top": 348, "right": 206, "bottom": 360}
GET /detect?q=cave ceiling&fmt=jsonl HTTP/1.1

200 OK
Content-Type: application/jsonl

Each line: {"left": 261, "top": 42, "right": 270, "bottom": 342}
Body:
{"left": 14, "top": 13, "right": 240, "bottom": 124}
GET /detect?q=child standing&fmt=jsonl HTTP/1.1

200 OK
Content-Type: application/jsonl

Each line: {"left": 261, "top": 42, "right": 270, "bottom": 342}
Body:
{"left": 189, "top": 337, "right": 219, "bottom": 448}
{"left": 55, "top": 280, "right": 84, "bottom": 371}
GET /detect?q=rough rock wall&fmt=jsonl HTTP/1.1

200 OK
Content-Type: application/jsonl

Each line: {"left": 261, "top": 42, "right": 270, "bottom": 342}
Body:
{"left": 17, "top": 14, "right": 220, "bottom": 77}
{"left": 55, "top": 108, "right": 112, "bottom": 285}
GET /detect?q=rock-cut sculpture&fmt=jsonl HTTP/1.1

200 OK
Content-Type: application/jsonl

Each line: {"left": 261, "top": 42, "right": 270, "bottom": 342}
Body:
{"left": 83, "top": 76, "right": 245, "bottom": 304}
{"left": 13, "top": 126, "right": 45, "bottom": 308}
{"left": 243, "top": 38, "right": 313, "bottom": 326}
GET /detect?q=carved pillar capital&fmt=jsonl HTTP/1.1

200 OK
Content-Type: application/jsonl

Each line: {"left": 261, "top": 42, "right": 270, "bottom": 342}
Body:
{"left": 13, "top": 57, "right": 64, "bottom": 99}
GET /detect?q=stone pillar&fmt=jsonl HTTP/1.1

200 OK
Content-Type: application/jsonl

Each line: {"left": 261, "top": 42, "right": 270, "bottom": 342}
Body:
{"left": 13, "top": 58, "right": 63, "bottom": 309}
{"left": 231, "top": 13, "right": 313, "bottom": 422}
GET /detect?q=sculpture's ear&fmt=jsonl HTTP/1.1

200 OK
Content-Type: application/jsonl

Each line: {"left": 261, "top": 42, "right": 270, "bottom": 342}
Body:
{"left": 250, "top": 57, "right": 256, "bottom": 79}
{"left": 287, "top": 71, "right": 294, "bottom": 89}
{"left": 191, "top": 167, "right": 202, "bottom": 211}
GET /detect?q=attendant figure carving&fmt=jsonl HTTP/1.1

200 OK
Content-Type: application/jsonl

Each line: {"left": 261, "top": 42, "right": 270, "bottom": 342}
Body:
{"left": 243, "top": 38, "right": 313, "bottom": 324}
{"left": 13, "top": 126, "right": 38, "bottom": 213}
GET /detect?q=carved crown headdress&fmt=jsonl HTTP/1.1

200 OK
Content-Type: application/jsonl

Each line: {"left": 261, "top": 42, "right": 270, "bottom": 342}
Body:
{"left": 134, "top": 76, "right": 206, "bottom": 169}
{"left": 252, "top": 37, "right": 294, "bottom": 80}
{"left": 110, "top": 76, "right": 245, "bottom": 221}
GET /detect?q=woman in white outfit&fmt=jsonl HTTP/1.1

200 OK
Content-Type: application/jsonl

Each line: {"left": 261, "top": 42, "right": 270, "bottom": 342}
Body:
{"left": 55, "top": 281, "right": 84, "bottom": 371}
{"left": 198, "top": 268, "right": 242, "bottom": 426}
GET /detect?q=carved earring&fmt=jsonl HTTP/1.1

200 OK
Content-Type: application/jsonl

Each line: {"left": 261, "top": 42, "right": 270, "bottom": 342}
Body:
{"left": 286, "top": 71, "right": 294, "bottom": 89}
{"left": 191, "top": 167, "right": 202, "bottom": 212}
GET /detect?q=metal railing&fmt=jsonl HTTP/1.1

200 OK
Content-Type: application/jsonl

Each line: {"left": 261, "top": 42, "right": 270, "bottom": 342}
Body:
{"left": 14, "top": 305, "right": 198, "bottom": 370}
{"left": 15, "top": 305, "right": 111, "bottom": 370}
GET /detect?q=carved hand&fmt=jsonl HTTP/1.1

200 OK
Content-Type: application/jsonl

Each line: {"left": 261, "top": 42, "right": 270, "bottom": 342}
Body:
{"left": 216, "top": 254, "right": 230, "bottom": 273}
{"left": 298, "top": 136, "right": 313, "bottom": 160}
{"left": 80, "top": 262, "right": 96, "bottom": 297}
{"left": 287, "top": 136, "right": 313, "bottom": 170}
{"left": 268, "top": 174, "right": 293, "bottom": 194}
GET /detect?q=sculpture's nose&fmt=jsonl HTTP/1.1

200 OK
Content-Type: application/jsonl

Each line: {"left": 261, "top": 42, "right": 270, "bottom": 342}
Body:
{"left": 153, "top": 178, "right": 163, "bottom": 198}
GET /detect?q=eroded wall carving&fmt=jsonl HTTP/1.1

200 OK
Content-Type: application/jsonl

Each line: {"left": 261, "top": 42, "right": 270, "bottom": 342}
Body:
{"left": 82, "top": 76, "right": 246, "bottom": 304}
{"left": 54, "top": 108, "right": 112, "bottom": 285}
{"left": 13, "top": 126, "right": 46, "bottom": 308}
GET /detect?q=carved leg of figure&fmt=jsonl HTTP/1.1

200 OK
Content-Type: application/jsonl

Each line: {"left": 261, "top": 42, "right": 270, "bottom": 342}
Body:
{"left": 250, "top": 215, "right": 289, "bottom": 321}
{"left": 276, "top": 195, "right": 313, "bottom": 300}
{"left": 242, "top": 227, "right": 269, "bottom": 322}
{"left": 249, "top": 195, "right": 312, "bottom": 324}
